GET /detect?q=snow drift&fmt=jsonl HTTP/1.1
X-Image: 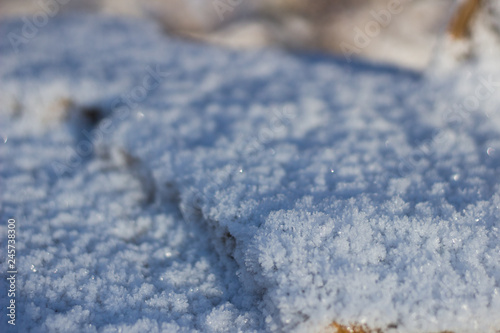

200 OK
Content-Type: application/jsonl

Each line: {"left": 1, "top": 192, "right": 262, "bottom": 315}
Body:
{"left": 1, "top": 15, "right": 500, "bottom": 332}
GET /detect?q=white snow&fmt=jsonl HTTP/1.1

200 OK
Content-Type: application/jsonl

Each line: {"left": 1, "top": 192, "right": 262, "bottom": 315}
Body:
{"left": 1, "top": 14, "right": 500, "bottom": 333}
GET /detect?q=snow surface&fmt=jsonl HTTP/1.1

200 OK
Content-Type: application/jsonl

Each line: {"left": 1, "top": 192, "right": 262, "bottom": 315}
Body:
{"left": 1, "top": 15, "right": 500, "bottom": 333}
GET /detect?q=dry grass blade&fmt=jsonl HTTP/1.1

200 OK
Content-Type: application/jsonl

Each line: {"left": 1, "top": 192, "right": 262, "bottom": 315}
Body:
{"left": 329, "top": 322, "right": 382, "bottom": 333}
{"left": 327, "top": 322, "right": 462, "bottom": 333}
{"left": 448, "top": 0, "right": 481, "bottom": 39}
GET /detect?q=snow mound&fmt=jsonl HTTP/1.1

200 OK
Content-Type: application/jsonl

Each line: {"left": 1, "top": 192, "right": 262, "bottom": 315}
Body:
{"left": 1, "top": 15, "right": 499, "bottom": 332}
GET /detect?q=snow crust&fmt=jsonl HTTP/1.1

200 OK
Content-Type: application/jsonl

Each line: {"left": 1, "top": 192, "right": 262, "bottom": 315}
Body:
{"left": 1, "top": 15, "right": 500, "bottom": 332}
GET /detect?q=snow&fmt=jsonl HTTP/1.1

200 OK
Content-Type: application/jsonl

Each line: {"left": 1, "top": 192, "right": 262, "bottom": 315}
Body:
{"left": 1, "top": 14, "right": 500, "bottom": 333}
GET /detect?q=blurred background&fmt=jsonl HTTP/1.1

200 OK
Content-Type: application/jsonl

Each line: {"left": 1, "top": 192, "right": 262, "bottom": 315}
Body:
{"left": 0, "top": 0, "right": 456, "bottom": 69}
